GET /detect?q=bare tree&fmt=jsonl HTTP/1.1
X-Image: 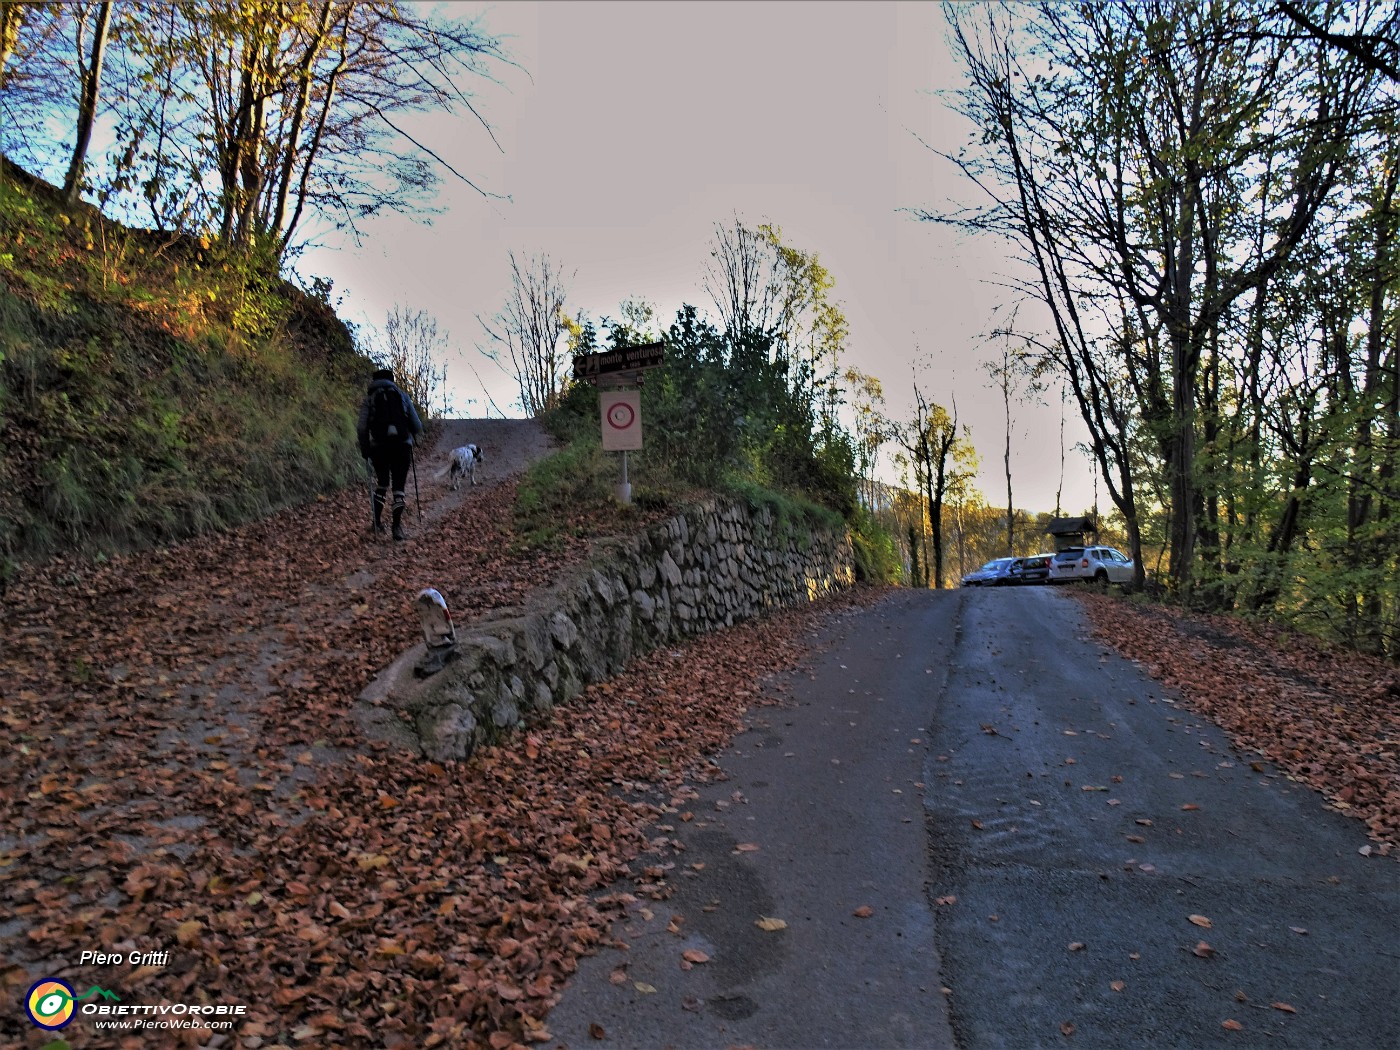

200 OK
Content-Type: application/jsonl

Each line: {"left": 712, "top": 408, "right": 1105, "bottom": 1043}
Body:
{"left": 900, "top": 384, "right": 970, "bottom": 589}
{"left": 703, "top": 216, "right": 852, "bottom": 435}
{"left": 6, "top": 1, "right": 510, "bottom": 254}
{"left": 370, "top": 305, "right": 450, "bottom": 419}
{"left": 987, "top": 342, "right": 1017, "bottom": 556}
{"left": 480, "top": 252, "right": 573, "bottom": 417}
{"left": 703, "top": 215, "right": 780, "bottom": 338}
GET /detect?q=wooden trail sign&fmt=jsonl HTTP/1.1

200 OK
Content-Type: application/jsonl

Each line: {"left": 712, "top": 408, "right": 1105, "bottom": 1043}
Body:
{"left": 572, "top": 341, "right": 664, "bottom": 382}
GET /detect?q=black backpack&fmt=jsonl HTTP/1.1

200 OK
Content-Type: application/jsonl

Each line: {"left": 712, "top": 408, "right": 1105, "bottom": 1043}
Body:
{"left": 367, "top": 385, "right": 410, "bottom": 446}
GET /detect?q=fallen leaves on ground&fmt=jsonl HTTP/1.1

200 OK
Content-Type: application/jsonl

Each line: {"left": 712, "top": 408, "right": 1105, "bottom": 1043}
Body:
{"left": 0, "top": 465, "right": 886, "bottom": 1049}
{"left": 1075, "top": 592, "right": 1400, "bottom": 849}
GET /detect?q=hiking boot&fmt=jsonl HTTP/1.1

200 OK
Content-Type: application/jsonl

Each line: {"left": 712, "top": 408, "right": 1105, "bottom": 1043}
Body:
{"left": 392, "top": 522, "right": 407, "bottom": 542}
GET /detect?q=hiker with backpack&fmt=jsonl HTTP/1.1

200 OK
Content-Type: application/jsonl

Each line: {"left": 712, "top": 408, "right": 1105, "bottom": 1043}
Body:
{"left": 356, "top": 368, "right": 424, "bottom": 541}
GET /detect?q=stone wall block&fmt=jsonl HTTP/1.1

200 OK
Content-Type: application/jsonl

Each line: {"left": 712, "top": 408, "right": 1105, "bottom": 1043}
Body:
{"left": 592, "top": 570, "right": 616, "bottom": 607}
{"left": 553, "top": 653, "right": 583, "bottom": 705}
{"left": 660, "top": 550, "right": 683, "bottom": 587}
{"left": 510, "top": 614, "right": 551, "bottom": 672}
{"left": 550, "top": 610, "right": 580, "bottom": 651}
{"left": 573, "top": 605, "right": 610, "bottom": 682}
{"left": 533, "top": 681, "right": 554, "bottom": 713}
{"left": 492, "top": 694, "right": 521, "bottom": 729}
{"left": 608, "top": 606, "right": 636, "bottom": 673}
{"left": 419, "top": 702, "right": 478, "bottom": 762}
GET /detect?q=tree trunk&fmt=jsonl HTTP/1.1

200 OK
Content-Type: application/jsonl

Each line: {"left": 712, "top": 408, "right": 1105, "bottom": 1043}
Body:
{"left": 282, "top": 3, "right": 353, "bottom": 253}
{"left": 219, "top": 65, "right": 254, "bottom": 242}
{"left": 1348, "top": 142, "right": 1399, "bottom": 653}
{"left": 931, "top": 451, "right": 946, "bottom": 589}
{"left": 1165, "top": 323, "right": 1199, "bottom": 593}
{"left": 1251, "top": 455, "right": 1314, "bottom": 614}
{"left": 62, "top": 1, "right": 111, "bottom": 205}
{"left": 0, "top": 1, "right": 27, "bottom": 85}
{"left": 272, "top": 0, "right": 337, "bottom": 235}
{"left": 1003, "top": 354, "right": 1014, "bottom": 555}
{"left": 908, "top": 522, "right": 923, "bottom": 589}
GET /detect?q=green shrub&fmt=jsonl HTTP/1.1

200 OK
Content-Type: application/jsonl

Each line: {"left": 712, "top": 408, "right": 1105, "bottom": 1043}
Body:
{"left": 528, "top": 304, "right": 866, "bottom": 559}
{"left": 850, "top": 508, "right": 901, "bottom": 584}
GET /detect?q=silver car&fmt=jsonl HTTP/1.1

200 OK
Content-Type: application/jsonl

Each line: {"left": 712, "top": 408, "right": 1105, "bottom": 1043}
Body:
{"left": 1047, "top": 546, "right": 1135, "bottom": 584}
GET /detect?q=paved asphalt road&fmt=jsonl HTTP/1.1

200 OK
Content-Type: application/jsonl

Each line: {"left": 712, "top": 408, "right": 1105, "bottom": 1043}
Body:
{"left": 547, "top": 588, "right": 1400, "bottom": 1049}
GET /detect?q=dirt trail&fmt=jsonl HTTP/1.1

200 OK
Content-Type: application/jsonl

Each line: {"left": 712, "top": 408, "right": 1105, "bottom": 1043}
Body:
{"left": 2, "top": 414, "right": 558, "bottom": 789}
{"left": 1, "top": 417, "right": 577, "bottom": 1044}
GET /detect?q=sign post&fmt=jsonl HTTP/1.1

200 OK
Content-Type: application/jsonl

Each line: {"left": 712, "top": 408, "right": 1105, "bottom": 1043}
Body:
{"left": 575, "top": 344, "right": 663, "bottom": 505}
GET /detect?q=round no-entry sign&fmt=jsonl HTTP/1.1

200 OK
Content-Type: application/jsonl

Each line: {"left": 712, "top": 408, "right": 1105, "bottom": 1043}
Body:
{"left": 605, "top": 400, "right": 635, "bottom": 430}
{"left": 599, "top": 389, "right": 643, "bottom": 451}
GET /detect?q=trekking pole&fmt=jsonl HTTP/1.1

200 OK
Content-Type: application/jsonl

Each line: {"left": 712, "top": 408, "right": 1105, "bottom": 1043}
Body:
{"left": 410, "top": 445, "right": 423, "bottom": 523}
{"left": 364, "top": 458, "right": 379, "bottom": 540}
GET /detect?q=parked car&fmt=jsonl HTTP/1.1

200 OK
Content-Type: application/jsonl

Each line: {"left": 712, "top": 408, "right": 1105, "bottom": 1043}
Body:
{"left": 1011, "top": 553, "right": 1053, "bottom": 585}
{"left": 1048, "top": 546, "right": 1136, "bottom": 585}
{"left": 960, "top": 557, "right": 1020, "bottom": 587}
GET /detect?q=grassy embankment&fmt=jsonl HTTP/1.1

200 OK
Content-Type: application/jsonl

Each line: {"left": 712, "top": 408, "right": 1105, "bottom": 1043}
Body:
{"left": 0, "top": 159, "right": 371, "bottom": 584}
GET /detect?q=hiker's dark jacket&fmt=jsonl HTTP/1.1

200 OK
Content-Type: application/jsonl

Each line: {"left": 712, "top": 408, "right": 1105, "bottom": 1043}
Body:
{"left": 356, "top": 378, "right": 424, "bottom": 458}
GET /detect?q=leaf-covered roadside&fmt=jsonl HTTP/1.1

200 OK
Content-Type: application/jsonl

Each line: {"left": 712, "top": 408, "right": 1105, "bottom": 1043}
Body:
{"left": 1074, "top": 592, "right": 1400, "bottom": 851}
{"left": 0, "top": 466, "right": 874, "bottom": 1049}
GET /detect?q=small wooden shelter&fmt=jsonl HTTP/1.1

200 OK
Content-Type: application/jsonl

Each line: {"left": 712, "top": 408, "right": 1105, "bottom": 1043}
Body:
{"left": 1045, "top": 516, "right": 1098, "bottom": 551}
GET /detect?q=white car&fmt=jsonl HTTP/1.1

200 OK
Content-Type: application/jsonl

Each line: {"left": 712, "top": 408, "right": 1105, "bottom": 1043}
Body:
{"left": 1047, "top": 546, "right": 1135, "bottom": 585}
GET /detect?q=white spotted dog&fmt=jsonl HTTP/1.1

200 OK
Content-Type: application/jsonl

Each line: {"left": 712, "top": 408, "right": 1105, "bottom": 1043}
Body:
{"left": 447, "top": 444, "right": 483, "bottom": 490}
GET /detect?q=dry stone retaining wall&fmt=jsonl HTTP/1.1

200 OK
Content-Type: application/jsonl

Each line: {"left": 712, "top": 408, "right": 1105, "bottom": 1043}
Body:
{"left": 358, "top": 499, "right": 854, "bottom": 761}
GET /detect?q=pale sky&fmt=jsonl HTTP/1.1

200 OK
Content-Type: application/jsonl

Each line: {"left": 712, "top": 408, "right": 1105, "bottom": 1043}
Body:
{"left": 301, "top": 1, "right": 1098, "bottom": 516}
